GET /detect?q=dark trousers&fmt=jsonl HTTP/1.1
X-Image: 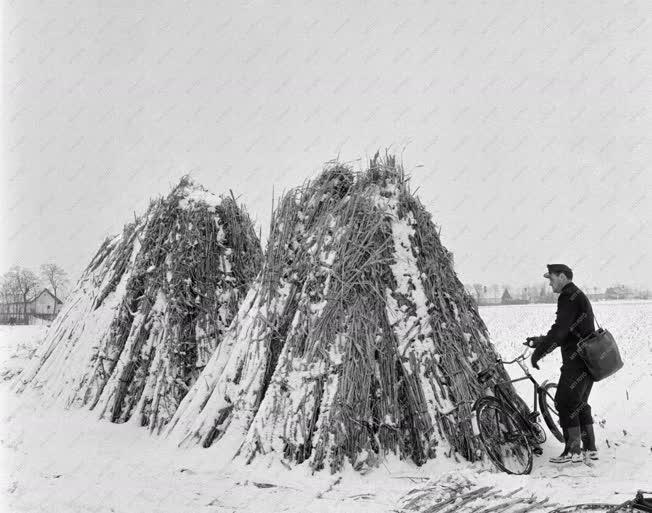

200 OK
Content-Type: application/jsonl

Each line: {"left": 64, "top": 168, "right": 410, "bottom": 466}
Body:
{"left": 554, "top": 365, "right": 594, "bottom": 428}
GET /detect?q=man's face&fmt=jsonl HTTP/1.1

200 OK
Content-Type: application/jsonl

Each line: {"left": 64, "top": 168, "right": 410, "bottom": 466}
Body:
{"left": 548, "top": 272, "right": 565, "bottom": 293}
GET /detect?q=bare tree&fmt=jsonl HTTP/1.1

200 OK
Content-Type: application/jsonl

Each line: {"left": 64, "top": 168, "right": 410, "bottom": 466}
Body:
{"left": 491, "top": 284, "right": 500, "bottom": 299}
{"left": 2, "top": 266, "right": 41, "bottom": 319}
{"left": 472, "top": 283, "right": 484, "bottom": 303}
{"left": 40, "top": 263, "right": 68, "bottom": 301}
{"left": 0, "top": 276, "right": 19, "bottom": 304}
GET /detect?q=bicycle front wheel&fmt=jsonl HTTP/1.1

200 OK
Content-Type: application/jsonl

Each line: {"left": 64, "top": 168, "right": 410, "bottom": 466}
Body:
{"left": 474, "top": 396, "right": 533, "bottom": 475}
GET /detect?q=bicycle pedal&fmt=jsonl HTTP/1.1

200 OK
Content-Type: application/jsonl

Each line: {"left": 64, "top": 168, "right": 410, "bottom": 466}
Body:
{"left": 533, "top": 446, "right": 543, "bottom": 456}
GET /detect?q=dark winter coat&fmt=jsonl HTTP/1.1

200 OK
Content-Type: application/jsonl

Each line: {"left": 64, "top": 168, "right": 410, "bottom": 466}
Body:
{"left": 532, "top": 282, "right": 596, "bottom": 369}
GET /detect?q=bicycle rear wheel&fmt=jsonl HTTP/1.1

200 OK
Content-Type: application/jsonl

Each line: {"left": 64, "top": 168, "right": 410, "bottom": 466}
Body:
{"left": 474, "top": 396, "right": 533, "bottom": 475}
{"left": 539, "top": 382, "right": 564, "bottom": 443}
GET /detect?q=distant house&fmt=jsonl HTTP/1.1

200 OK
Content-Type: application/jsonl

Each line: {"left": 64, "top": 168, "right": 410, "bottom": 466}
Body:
{"left": 465, "top": 284, "right": 503, "bottom": 306}
{"left": 604, "top": 285, "right": 636, "bottom": 300}
{"left": 478, "top": 288, "right": 502, "bottom": 305}
{"left": 28, "top": 288, "right": 63, "bottom": 315}
{"left": 0, "top": 288, "right": 63, "bottom": 324}
{"left": 501, "top": 288, "right": 528, "bottom": 305}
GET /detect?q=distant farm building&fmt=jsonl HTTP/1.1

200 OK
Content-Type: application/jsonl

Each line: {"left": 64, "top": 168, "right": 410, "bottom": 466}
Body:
{"left": 0, "top": 288, "right": 63, "bottom": 324}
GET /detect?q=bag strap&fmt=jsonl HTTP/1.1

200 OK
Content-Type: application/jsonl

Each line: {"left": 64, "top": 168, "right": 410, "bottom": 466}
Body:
{"left": 569, "top": 300, "right": 601, "bottom": 340}
{"left": 592, "top": 308, "right": 602, "bottom": 330}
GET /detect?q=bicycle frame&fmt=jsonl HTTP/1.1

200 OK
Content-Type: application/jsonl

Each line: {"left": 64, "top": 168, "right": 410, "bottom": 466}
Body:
{"left": 493, "top": 374, "right": 540, "bottom": 422}
{"left": 489, "top": 354, "right": 556, "bottom": 427}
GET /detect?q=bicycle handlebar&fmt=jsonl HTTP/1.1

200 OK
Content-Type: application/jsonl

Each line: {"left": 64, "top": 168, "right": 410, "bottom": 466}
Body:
{"left": 476, "top": 343, "right": 535, "bottom": 385}
{"left": 495, "top": 346, "right": 531, "bottom": 366}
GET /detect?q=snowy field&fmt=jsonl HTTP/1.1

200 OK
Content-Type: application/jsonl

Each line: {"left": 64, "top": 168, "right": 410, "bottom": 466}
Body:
{"left": 1, "top": 300, "right": 650, "bottom": 513}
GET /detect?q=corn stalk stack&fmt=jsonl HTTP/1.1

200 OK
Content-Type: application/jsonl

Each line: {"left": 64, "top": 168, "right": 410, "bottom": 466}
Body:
{"left": 166, "top": 154, "right": 530, "bottom": 472}
{"left": 15, "top": 177, "right": 263, "bottom": 433}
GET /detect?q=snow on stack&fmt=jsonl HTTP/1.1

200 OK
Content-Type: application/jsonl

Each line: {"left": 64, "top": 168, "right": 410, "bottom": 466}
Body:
{"left": 16, "top": 177, "right": 263, "bottom": 433}
{"left": 166, "top": 153, "right": 528, "bottom": 472}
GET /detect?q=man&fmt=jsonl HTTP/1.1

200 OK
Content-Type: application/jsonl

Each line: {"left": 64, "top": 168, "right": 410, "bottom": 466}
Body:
{"left": 527, "top": 264, "right": 598, "bottom": 464}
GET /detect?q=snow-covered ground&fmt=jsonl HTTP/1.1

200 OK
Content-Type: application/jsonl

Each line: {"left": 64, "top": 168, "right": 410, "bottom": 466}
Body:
{"left": 1, "top": 300, "right": 650, "bottom": 513}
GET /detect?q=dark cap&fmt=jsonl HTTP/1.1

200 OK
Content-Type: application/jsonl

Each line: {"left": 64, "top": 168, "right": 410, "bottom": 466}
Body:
{"left": 543, "top": 264, "right": 573, "bottom": 279}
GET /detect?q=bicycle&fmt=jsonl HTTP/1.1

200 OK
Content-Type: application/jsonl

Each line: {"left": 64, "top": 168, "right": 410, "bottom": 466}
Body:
{"left": 471, "top": 341, "right": 563, "bottom": 475}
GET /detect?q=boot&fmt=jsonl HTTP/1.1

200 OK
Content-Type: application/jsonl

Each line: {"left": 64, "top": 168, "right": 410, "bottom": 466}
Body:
{"left": 549, "top": 426, "right": 583, "bottom": 464}
{"left": 580, "top": 423, "right": 598, "bottom": 460}
{"left": 549, "top": 426, "right": 569, "bottom": 463}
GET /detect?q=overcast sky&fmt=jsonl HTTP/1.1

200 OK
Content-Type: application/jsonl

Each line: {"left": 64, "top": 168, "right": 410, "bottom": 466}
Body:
{"left": 2, "top": 0, "right": 651, "bottom": 291}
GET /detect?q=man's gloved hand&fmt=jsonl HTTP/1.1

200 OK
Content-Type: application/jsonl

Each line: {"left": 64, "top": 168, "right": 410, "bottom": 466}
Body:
{"left": 526, "top": 336, "right": 544, "bottom": 369}
{"left": 530, "top": 354, "right": 541, "bottom": 370}
{"left": 525, "top": 336, "right": 543, "bottom": 348}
